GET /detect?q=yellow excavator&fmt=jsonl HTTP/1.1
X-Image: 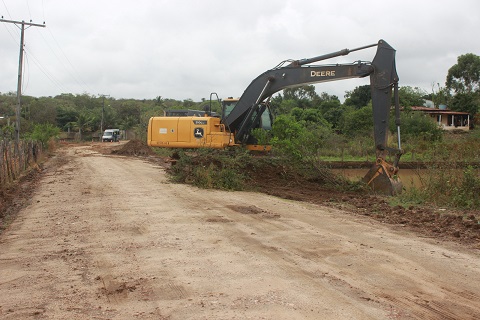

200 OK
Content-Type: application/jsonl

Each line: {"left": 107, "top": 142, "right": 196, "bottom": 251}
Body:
{"left": 148, "top": 39, "right": 403, "bottom": 195}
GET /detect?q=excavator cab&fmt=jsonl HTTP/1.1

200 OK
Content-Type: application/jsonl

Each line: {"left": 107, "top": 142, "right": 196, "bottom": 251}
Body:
{"left": 222, "top": 98, "right": 272, "bottom": 130}
{"left": 222, "top": 97, "right": 273, "bottom": 150}
{"left": 221, "top": 97, "right": 239, "bottom": 122}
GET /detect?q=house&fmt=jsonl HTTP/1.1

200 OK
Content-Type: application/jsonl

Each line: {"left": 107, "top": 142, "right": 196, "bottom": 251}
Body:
{"left": 410, "top": 106, "right": 471, "bottom": 132}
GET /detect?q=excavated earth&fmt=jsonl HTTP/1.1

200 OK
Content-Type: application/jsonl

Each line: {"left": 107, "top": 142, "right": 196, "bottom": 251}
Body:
{"left": 0, "top": 140, "right": 479, "bottom": 319}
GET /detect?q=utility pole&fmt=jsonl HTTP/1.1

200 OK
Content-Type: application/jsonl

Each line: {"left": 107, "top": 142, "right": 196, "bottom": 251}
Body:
{"left": 0, "top": 18, "right": 46, "bottom": 143}
{"left": 99, "top": 94, "right": 110, "bottom": 140}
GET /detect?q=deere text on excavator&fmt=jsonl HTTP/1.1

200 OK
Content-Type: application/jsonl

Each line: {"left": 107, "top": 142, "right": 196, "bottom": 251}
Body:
{"left": 148, "top": 39, "right": 403, "bottom": 195}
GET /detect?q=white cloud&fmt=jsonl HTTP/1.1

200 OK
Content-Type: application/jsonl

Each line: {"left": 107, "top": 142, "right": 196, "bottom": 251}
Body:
{"left": 1, "top": 0, "right": 479, "bottom": 101}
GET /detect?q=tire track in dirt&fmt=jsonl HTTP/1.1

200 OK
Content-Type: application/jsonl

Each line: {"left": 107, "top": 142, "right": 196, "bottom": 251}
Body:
{"left": 0, "top": 143, "right": 479, "bottom": 319}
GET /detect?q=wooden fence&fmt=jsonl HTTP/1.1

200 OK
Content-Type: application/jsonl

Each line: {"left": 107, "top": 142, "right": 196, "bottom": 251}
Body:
{"left": 0, "top": 139, "right": 43, "bottom": 189}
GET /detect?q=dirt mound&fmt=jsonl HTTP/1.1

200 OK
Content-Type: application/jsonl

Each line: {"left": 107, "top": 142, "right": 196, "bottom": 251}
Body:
{"left": 111, "top": 140, "right": 155, "bottom": 156}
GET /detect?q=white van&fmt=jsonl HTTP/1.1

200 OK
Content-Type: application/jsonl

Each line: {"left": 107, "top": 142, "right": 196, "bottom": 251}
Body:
{"left": 102, "top": 129, "right": 120, "bottom": 142}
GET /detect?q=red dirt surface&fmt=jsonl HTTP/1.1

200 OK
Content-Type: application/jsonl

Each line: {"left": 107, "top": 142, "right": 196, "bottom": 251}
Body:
{"left": 1, "top": 141, "right": 479, "bottom": 249}
{"left": 246, "top": 162, "right": 480, "bottom": 248}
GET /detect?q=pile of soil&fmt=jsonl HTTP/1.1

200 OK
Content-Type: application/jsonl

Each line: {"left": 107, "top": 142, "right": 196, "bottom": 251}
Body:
{"left": 111, "top": 140, "right": 156, "bottom": 156}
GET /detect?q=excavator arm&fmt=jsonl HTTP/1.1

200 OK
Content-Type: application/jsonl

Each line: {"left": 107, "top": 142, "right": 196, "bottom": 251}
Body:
{"left": 227, "top": 62, "right": 375, "bottom": 142}
{"left": 224, "top": 39, "right": 403, "bottom": 195}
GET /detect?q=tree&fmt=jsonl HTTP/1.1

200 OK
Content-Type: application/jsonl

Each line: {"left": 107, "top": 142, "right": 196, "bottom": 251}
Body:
{"left": 427, "top": 83, "right": 449, "bottom": 107}
{"left": 283, "top": 85, "right": 319, "bottom": 102}
{"left": 27, "top": 123, "right": 60, "bottom": 147}
{"left": 28, "top": 98, "right": 57, "bottom": 125}
{"left": 72, "top": 111, "right": 94, "bottom": 140}
{"left": 279, "top": 85, "right": 321, "bottom": 110}
{"left": 446, "top": 53, "right": 480, "bottom": 94}
{"left": 391, "top": 111, "right": 443, "bottom": 142}
{"left": 398, "top": 86, "right": 426, "bottom": 107}
{"left": 445, "top": 53, "right": 480, "bottom": 115}
{"left": 290, "top": 107, "right": 330, "bottom": 129}
{"left": 344, "top": 85, "right": 371, "bottom": 109}
{"left": 450, "top": 92, "right": 479, "bottom": 116}
{"left": 116, "top": 101, "right": 141, "bottom": 128}
{"left": 270, "top": 114, "right": 331, "bottom": 161}
{"left": 340, "top": 105, "right": 373, "bottom": 137}
{"left": 56, "top": 105, "right": 79, "bottom": 131}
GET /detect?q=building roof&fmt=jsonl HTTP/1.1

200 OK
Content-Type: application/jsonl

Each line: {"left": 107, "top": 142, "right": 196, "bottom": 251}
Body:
{"left": 409, "top": 106, "right": 470, "bottom": 115}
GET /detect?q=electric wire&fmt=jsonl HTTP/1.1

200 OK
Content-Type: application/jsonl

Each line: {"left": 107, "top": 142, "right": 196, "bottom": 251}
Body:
{"left": 43, "top": 27, "right": 93, "bottom": 93}
{"left": 38, "top": 0, "right": 93, "bottom": 94}
{"left": 22, "top": 46, "right": 30, "bottom": 93}
{"left": 1, "top": 0, "right": 12, "bottom": 18}
{"left": 1, "top": 0, "right": 20, "bottom": 44}
{"left": 2, "top": 0, "right": 92, "bottom": 95}
{"left": 26, "top": 0, "right": 32, "bottom": 21}
{"left": 36, "top": 28, "right": 91, "bottom": 93}
{"left": 24, "top": 48, "right": 69, "bottom": 94}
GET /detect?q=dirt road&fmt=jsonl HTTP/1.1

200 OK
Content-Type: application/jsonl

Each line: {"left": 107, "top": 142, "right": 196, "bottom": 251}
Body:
{"left": 1, "top": 143, "right": 479, "bottom": 319}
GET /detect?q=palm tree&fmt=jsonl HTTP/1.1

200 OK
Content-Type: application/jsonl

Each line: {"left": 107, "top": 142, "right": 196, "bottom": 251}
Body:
{"left": 72, "top": 111, "right": 93, "bottom": 141}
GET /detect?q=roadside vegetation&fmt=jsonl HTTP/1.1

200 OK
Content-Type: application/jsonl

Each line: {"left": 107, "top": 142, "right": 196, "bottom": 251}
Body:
{"left": 1, "top": 52, "right": 479, "bottom": 212}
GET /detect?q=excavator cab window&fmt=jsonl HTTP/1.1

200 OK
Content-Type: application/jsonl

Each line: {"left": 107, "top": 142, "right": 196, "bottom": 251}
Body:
{"left": 260, "top": 106, "right": 272, "bottom": 130}
{"left": 221, "top": 99, "right": 238, "bottom": 121}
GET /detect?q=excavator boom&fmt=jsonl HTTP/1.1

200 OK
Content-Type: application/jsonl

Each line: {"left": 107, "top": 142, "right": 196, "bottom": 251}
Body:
{"left": 223, "top": 39, "right": 403, "bottom": 195}
{"left": 148, "top": 40, "right": 403, "bottom": 195}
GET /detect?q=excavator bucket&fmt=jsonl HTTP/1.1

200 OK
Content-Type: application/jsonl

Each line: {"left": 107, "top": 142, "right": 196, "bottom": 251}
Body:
{"left": 362, "top": 158, "right": 403, "bottom": 196}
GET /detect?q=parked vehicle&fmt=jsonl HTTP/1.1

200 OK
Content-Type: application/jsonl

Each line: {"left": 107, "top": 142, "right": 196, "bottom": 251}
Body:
{"left": 102, "top": 129, "right": 120, "bottom": 142}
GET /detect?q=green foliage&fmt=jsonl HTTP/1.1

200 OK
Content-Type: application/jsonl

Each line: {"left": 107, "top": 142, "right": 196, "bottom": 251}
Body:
{"left": 0, "top": 123, "right": 15, "bottom": 139}
{"left": 427, "top": 84, "right": 450, "bottom": 107}
{"left": 191, "top": 164, "right": 244, "bottom": 190}
{"left": 451, "top": 166, "right": 480, "bottom": 209}
{"left": 273, "top": 99, "right": 299, "bottom": 115}
{"left": 445, "top": 53, "right": 480, "bottom": 115}
{"left": 323, "top": 105, "right": 347, "bottom": 129}
{"left": 250, "top": 128, "right": 272, "bottom": 145}
{"left": 318, "top": 96, "right": 341, "bottom": 113}
{"left": 398, "top": 86, "right": 427, "bottom": 107}
{"left": 26, "top": 123, "right": 60, "bottom": 147}
{"left": 291, "top": 107, "right": 329, "bottom": 127}
{"left": 449, "top": 92, "right": 479, "bottom": 116}
{"left": 340, "top": 105, "right": 373, "bottom": 137}
{"left": 271, "top": 85, "right": 324, "bottom": 115}
{"left": 394, "top": 111, "right": 443, "bottom": 142}
{"left": 169, "top": 149, "right": 247, "bottom": 190}
{"left": 56, "top": 105, "right": 79, "bottom": 130}
{"left": 446, "top": 53, "right": 480, "bottom": 94}
{"left": 270, "top": 114, "right": 331, "bottom": 161}
{"left": 282, "top": 85, "right": 320, "bottom": 109}
{"left": 405, "top": 165, "right": 480, "bottom": 210}
{"left": 344, "top": 85, "right": 371, "bottom": 109}
{"left": 397, "top": 131, "right": 480, "bottom": 210}
{"left": 28, "top": 98, "right": 57, "bottom": 124}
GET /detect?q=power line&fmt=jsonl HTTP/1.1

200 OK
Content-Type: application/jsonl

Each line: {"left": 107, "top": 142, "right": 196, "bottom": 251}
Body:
{"left": 36, "top": 0, "right": 93, "bottom": 94}
{"left": 0, "top": 18, "right": 46, "bottom": 143}
{"left": 24, "top": 48, "right": 68, "bottom": 93}
{"left": 38, "top": 28, "right": 93, "bottom": 93}
{"left": 1, "top": 0, "right": 12, "bottom": 19}
{"left": 22, "top": 47, "right": 30, "bottom": 93}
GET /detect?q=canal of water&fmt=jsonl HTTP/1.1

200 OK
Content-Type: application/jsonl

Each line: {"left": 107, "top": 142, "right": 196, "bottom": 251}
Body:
{"left": 331, "top": 168, "right": 451, "bottom": 190}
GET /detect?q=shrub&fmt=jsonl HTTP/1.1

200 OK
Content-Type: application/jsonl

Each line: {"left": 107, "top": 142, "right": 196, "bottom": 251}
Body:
{"left": 26, "top": 123, "right": 60, "bottom": 148}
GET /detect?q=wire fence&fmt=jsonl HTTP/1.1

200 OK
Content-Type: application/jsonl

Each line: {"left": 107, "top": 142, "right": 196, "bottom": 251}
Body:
{"left": 0, "top": 139, "right": 43, "bottom": 189}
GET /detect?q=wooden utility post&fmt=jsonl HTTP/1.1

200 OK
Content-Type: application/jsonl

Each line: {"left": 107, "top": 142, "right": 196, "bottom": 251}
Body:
{"left": 0, "top": 18, "right": 46, "bottom": 143}
{"left": 99, "top": 94, "right": 110, "bottom": 140}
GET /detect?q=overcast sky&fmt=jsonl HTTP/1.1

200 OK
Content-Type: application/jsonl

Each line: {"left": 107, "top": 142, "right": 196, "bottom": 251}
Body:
{"left": 1, "top": 0, "right": 479, "bottom": 102}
